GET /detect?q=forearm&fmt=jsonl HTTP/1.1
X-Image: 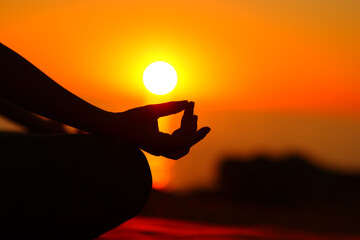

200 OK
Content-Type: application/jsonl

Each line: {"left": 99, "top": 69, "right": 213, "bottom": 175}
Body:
{"left": 0, "top": 43, "right": 111, "bottom": 134}
{"left": 0, "top": 96, "right": 67, "bottom": 134}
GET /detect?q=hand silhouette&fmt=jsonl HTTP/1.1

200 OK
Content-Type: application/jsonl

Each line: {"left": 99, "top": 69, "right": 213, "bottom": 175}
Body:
{"left": 0, "top": 43, "right": 210, "bottom": 160}
{"left": 109, "top": 101, "right": 210, "bottom": 159}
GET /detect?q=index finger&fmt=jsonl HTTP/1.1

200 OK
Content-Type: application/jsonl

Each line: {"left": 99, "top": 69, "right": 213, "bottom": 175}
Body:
{"left": 181, "top": 101, "right": 194, "bottom": 125}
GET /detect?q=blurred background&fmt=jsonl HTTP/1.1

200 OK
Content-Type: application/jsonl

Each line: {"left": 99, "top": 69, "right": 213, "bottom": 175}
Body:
{"left": 1, "top": 0, "right": 359, "bottom": 235}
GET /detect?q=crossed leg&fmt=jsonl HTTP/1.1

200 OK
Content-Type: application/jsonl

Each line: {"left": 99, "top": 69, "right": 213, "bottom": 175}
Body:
{"left": 0, "top": 133, "right": 152, "bottom": 239}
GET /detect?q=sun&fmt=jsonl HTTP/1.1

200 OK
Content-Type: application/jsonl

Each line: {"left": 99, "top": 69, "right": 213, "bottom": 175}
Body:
{"left": 143, "top": 61, "right": 177, "bottom": 95}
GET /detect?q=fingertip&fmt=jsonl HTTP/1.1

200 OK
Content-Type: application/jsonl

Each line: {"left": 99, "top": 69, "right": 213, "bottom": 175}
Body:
{"left": 171, "top": 100, "right": 189, "bottom": 108}
{"left": 198, "top": 127, "right": 211, "bottom": 136}
{"left": 153, "top": 100, "right": 189, "bottom": 117}
{"left": 174, "top": 100, "right": 189, "bottom": 108}
{"left": 184, "top": 101, "right": 194, "bottom": 117}
{"left": 190, "top": 127, "right": 211, "bottom": 146}
{"left": 199, "top": 126, "right": 210, "bottom": 132}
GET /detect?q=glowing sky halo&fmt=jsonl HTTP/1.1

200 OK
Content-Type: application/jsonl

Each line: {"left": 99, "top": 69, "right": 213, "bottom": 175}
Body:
{"left": 143, "top": 61, "right": 178, "bottom": 95}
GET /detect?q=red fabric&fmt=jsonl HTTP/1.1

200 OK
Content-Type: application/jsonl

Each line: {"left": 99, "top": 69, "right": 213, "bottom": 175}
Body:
{"left": 98, "top": 216, "right": 360, "bottom": 240}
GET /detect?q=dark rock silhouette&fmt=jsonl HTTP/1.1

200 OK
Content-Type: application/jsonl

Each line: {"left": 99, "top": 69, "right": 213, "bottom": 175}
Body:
{"left": 219, "top": 153, "right": 360, "bottom": 205}
{"left": 140, "top": 153, "right": 360, "bottom": 234}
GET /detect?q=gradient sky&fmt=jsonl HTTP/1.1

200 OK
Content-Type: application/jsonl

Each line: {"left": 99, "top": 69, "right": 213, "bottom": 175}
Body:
{"left": 1, "top": 0, "right": 359, "bottom": 191}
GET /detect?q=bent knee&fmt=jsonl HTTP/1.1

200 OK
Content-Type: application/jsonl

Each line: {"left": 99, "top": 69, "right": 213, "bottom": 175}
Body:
{"left": 63, "top": 135, "right": 153, "bottom": 237}
{"left": 85, "top": 138, "right": 152, "bottom": 236}
{"left": 88, "top": 135, "right": 153, "bottom": 214}
{"left": 0, "top": 134, "right": 152, "bottom": 239}
{"left": 111, "top": 146, "right": 152, "bottom": 216}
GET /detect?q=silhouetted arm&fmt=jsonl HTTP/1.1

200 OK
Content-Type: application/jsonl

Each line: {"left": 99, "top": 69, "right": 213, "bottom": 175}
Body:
{"left": 0, "top": 96, "right": 67, "bottom": 134}
{"left": 0, "top": 42, "right": 111, "bottom": 135}
{"left": 0, "top": 43, "right": 210, "bottom": 159}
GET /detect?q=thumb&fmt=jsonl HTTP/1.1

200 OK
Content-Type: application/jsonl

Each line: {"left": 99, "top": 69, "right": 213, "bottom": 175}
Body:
{"left": 147, "top": 100, "right": 188, "bottom": 118}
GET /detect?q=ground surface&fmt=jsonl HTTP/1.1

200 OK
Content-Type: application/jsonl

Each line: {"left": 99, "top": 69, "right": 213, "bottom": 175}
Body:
{"left": 98, "top": 216, "right": 360, "bottom": 240}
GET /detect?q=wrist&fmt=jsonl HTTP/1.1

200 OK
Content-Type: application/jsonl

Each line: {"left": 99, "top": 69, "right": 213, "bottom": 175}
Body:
{"left": 89, "top": 109, "right": 116, "bottom": 136}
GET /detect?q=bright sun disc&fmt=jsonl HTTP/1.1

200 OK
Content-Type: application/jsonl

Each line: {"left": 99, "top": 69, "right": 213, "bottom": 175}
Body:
{"left": 143, "top": 61, "right": 177, "bottom": 95}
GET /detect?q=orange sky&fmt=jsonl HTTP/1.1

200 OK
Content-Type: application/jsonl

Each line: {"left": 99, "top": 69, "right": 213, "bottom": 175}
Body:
{"left": 1, "top": 0, "right": 359, "bottom": 113}
{"left": 1, "top": 0, "right": 359, "bottom": 191}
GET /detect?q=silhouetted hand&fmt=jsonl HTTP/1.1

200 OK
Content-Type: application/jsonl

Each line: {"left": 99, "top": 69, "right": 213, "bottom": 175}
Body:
{"left": 0, "top": 43, "right": 210, "bottom": 159}
{"left": 109, "top": 101, "right": 210, "bottom": 160}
